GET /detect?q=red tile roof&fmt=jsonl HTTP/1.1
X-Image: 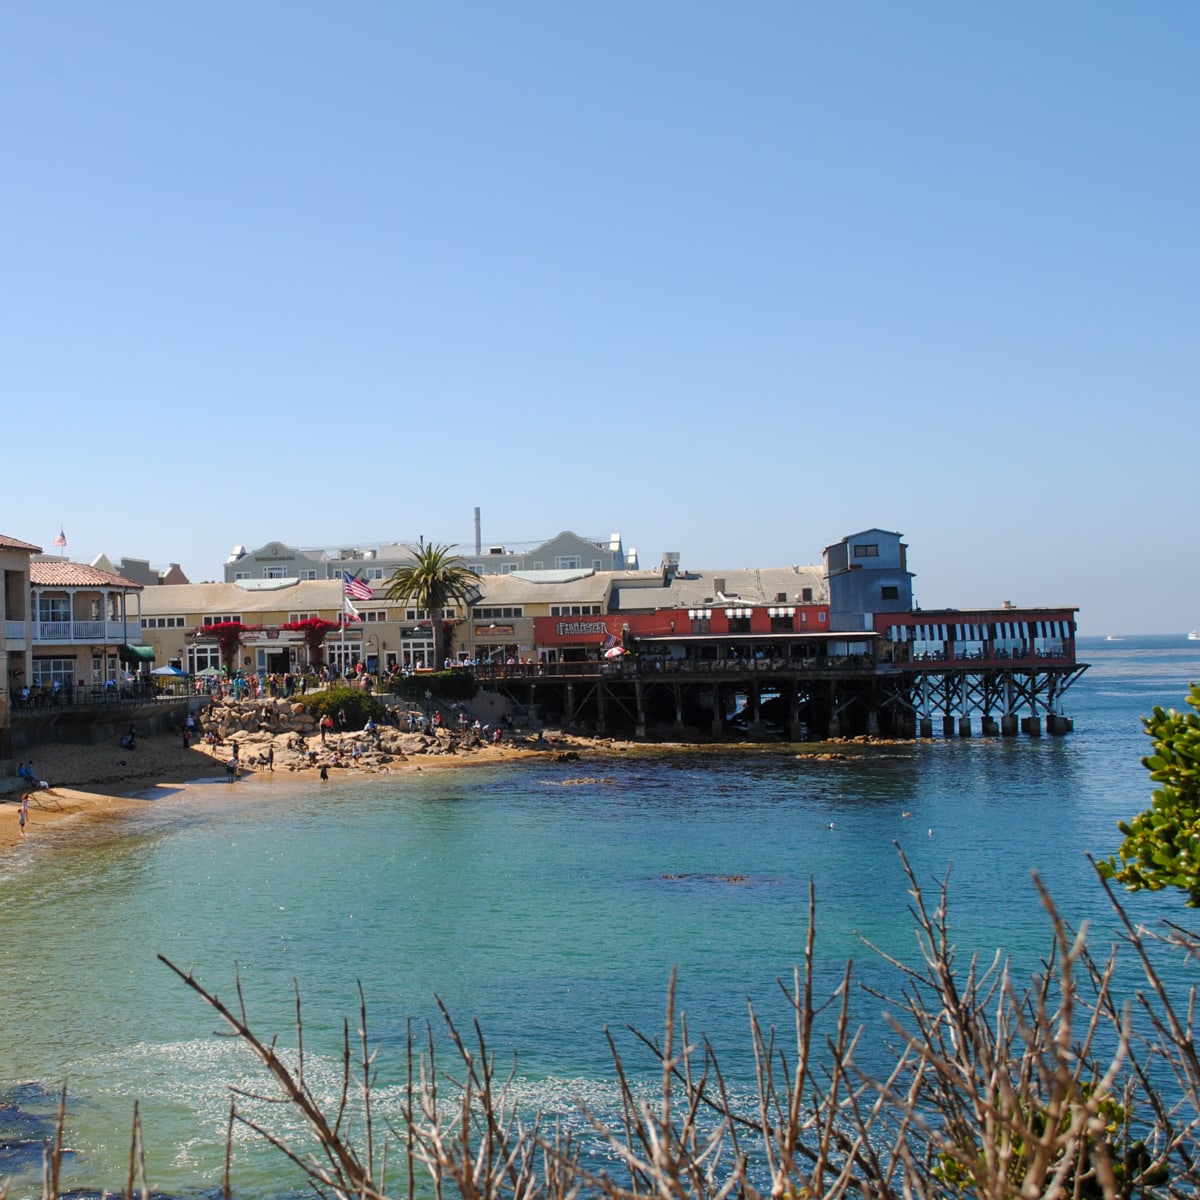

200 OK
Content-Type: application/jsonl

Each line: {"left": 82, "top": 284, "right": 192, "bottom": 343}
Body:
{"left": 30, "top": 560, "right": 144, "bottom": 589}
{"left": 0, "top": 534, "right": 43, "bottom": 552}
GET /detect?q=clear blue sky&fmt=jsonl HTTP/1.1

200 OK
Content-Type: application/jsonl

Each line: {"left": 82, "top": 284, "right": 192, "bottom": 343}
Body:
{"left": 3, "top": 3, "right": 1196, "bottom": 634}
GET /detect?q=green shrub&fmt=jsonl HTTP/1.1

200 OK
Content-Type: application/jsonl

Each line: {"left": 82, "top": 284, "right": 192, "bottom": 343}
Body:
{"left": 293, "top": 687, "right": 387, "bottom": 730}
{"left": 387, "top": 670, "right": 477, "bottom": 703}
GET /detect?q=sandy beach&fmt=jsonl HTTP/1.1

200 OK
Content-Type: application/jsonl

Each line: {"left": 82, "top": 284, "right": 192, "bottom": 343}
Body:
{"left": 0, "top": 721, "right": 634, "bottom": 855}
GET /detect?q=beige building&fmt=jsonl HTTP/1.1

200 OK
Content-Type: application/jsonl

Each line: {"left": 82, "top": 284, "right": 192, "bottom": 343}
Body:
{"left": 139, "top": 578, "right": 475, "bottom": 674}
{"left": 25, "top": 558, "right": 147, "bottom": 688}
{"left": 2, "top": 534, "right": 42, "bottom": 750}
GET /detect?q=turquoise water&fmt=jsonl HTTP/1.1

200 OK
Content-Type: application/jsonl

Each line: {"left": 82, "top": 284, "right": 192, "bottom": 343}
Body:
{"left": 1, "top": 634, "right": 1198, "bottom": 1196}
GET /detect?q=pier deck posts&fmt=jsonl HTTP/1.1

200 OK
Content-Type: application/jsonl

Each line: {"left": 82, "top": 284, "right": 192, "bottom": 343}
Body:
{"left": 1001, "top": 713, "right": 1018, "bottom": 736}
{"left": 711, "top": 684, "right": 723, "bottom": 737}
{"left": 672, "top": 683, "right": 684, "bottom": 732}
{"left": 634, "top": 679, "right": 646, "bottom": 739}
{"left": 942, "top": 715, "right": 955, "bottom": 737}
{"left": 981, "top": 715, "right": 1000, "bottom": 736}
{"left": 867, "top": 709, "right": 880, "bottom": 736}
{"left": 919, "top": 716, "right": 934, "bottom": 738}
{"left": 1021, "top": 715, "right": 1042, "bottom": 737}
{"left": 958, "top": 715, "right": 972, "bottom": 737}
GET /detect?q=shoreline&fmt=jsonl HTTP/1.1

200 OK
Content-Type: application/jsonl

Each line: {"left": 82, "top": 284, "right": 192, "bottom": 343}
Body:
{"left": 0, "top": 724, "right": 918, "bottom": 856}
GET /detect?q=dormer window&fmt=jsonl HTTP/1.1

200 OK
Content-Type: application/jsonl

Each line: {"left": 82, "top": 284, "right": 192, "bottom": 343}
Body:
{"left": 853, "top": 544, "right": 879, "bottom": 558}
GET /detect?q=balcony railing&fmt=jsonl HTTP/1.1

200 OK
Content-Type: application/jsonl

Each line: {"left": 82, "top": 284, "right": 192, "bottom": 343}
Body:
{"left": 30, "top": 620, "right": 141, "bottom": 643}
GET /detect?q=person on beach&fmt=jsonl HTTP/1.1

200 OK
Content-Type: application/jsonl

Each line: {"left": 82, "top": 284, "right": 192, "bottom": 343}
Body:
{"left": 319, "top": 764, "right": 329, "bottom": 782}
{"left": 267, "top": 745, "right": 274, "bottom": 771}
{"left": 18, "top": 794, "right": 29, "bottom": 836}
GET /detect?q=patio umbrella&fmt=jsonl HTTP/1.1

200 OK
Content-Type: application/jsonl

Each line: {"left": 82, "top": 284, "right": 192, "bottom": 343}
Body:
{"left": 196, "top": 666, "right": 224, "bottom": 677}
{"left": 604, "top": 646, "right": 626, "bottom": 659}
{"left": 151, "top": 665, "right": 187, "bottom": 677}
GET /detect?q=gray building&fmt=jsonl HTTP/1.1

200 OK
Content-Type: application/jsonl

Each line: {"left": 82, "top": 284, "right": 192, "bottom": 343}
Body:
{"left": 224, "top": 531, "right": 637, "bottom": 584}
{"left": 823, "top": 528, "right": 915, "bottom": 632}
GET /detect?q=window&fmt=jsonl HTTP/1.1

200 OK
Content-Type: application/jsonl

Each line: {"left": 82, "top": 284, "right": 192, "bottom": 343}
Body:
{"left": 234, "top": 571, "right": 251, "bottom": 581}
{"left": 532, "top": 561, "right": 544, "bottom": 570}
{"left": 592, "top": 559, "right": 602, "bottom": 571}
{"left": 555, "top": 555, "right": 583, "bottom": 570}
{"left": 818, "top": 612, "right": 827, "bottom": 623}
{"left": 187, "top": 644, "right": 222, "bottom": 673}
{"left": 288, "top": 613, "right": 318, "bottom": 623}
{"left": 264, "top": 566, "right": 286, "bottom": 579}
{"left": 474, "top": 606, "right": 523, "bottom": 619}
{"left": 500, "top": 563, "right": 517, "bottom": 573}
{"left": 469, "top": 563, "right": 484, "bottom": 575}
{"left": 32, "top": 657, "right": 77, "bottom": 686}
{"left": 298, "top": 570, "right": 317, "bottom": 580}
{"left": 203, "top": 615, "right": 242, "bottom": 625}
{"left": 142, "top": 616, "right": 185, "bottom": 629}
{"left": 881, "top": 586, "right": 899, "bottom": 601}
{"left": 853, "top": 544, "right": 879, "bottom": 558}
{"left": 801, "top": 588, "right": 813, "bottom": 602}
{"left": 36, "top": 594, "right": 71, "bottom": 622}
{"left": 550, "top": 604, "right": 601, "bottom": 616}
{"left": 366, "top": 567, "right": 385, "bottom": 580}
{"left": 362, "top": 610, "right": 388, "bottom": 622}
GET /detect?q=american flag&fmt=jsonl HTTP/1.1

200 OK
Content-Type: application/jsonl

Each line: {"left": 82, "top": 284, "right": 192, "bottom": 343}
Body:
{"left": 343, "top": 571, "right": 373, "bottom": 601}
{"left": 602, "top": 632, "right": 618, "bottom": 650}
{"left": 53, "top": 528, "right": 67, "bottom": 548}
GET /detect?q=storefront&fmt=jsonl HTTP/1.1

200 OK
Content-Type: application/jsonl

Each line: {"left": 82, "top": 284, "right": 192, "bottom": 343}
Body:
{"left": 531, "top": 617, "right": 622, "bottom": 664}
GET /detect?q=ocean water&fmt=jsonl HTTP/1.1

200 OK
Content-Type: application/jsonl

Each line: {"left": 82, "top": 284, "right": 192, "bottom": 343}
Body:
{"left": 0, "top": 633, "right": 1198, "bottom": 1197}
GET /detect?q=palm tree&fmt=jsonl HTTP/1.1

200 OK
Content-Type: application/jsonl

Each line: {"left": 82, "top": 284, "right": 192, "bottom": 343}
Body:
{"left": 383, "top": 543, "right": 481, "bottom": 668}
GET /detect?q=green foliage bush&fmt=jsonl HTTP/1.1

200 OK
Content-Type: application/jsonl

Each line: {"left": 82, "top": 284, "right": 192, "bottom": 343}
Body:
{"left": 1099, "top": 681, "right": 1200, "bottom": 905}
{"left": 294, "top": 686, "right": 386, "bottom": 730}
{"left": 387, "top": 670, "right": 477, "bottom": 703}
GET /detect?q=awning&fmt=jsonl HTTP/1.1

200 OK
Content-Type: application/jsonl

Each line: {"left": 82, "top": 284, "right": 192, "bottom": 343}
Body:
{"left": 118, "top": 644, "right": 156, "bottom": 664}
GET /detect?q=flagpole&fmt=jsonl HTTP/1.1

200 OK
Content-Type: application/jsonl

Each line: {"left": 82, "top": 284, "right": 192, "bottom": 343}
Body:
{"left": 340, "top": 574, "right": 347, "bottom": 681}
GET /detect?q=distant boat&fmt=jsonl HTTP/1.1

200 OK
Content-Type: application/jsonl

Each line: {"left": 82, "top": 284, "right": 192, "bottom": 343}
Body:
{"left": 1189, "top": 630, "right": 1200, "bottom": 641}
{"left": 1105, "top": 634, "right": 1125, "bottom": 642}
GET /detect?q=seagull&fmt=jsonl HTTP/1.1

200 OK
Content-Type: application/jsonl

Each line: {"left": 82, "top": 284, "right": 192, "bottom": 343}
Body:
{"left": 901, "top": 811, "right": 912, "bottom": 818}
{"left": 928, "top": 828, "right": 934, "bottom": 837}
{"left": 826, "top": 821, "right": 835, "bottom": 829}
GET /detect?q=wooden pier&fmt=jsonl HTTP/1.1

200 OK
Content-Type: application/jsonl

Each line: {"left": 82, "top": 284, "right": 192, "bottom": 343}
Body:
{"left": 473, "top": 646, "right": 1088, "bottom": 741}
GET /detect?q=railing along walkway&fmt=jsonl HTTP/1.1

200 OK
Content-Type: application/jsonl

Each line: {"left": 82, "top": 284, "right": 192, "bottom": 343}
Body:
{"left": 8, "top": 684, "right": 194, "bottom": 714}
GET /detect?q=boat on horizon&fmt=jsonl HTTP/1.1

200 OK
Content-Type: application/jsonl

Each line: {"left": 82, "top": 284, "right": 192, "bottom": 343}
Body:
{"left": 1105, "top": 634, "right": 1125, "bottom": 642}
{"left": 1188, "top": 630, "right": 1199, "bottom": 641}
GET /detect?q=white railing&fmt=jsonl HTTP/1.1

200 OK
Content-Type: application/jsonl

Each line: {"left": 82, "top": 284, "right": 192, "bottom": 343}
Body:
{"left": 32, "top": 620, "right": 141, "bottom": 643}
